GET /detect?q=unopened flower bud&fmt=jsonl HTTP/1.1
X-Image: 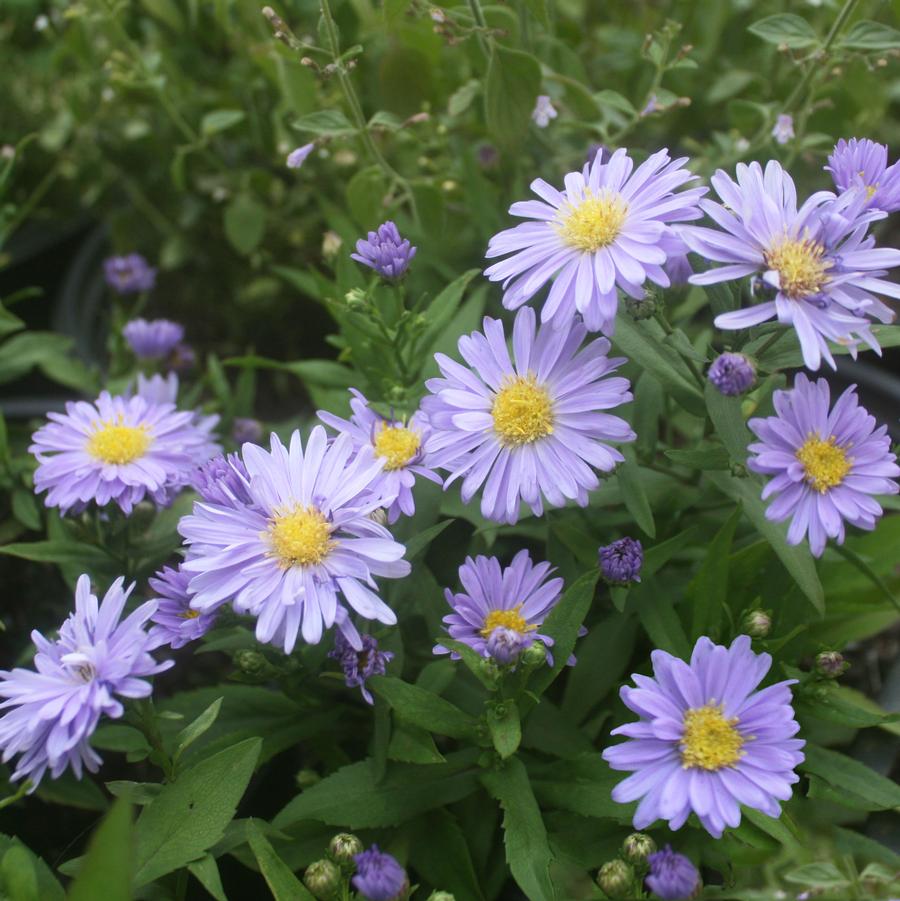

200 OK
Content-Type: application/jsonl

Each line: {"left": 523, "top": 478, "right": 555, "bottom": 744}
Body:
{"left": 596, "top": 858, "right": 635, "bottom": 899}
{"left": 742, "top": 609, "right": 772, "bottom": 639}
{"left": 599, "top": 537, "right": 643, "bottom": 586}
{"left": 624, "top": 293, "right": 657, "bottom": 321}
{"left": 816, "top": 650, "right": 848, "bottom": 679}
{"left": 427, "top": 893, "right": 455, "bottom": 901}
{"left": 322, "top": 230, "right": 343, "bottom": 259}
{"left": 329, "top": 832, "right": 363, "bottom": 867}
{"left": 477, "top": 656, "right": 501, "bottom": 687}
{"left": 344, "top": 287, "right": 368, "bottom": 311}
{"left": 233, "top": 649, "right": 270, "bottom": 677}
{"left": 303, "top": 858, "right": 341, "bottom": 900}
{"left": 295, "top": 768, "right": 320, "bottom": 789}
{"left": 622, "top": 832, "right": 657, "bottom": 865}
{"left": 520, "top": 641, "right": 546, "bottom": 669}
{"left": 708, "top": 352, "right": 755, "bottom": 396}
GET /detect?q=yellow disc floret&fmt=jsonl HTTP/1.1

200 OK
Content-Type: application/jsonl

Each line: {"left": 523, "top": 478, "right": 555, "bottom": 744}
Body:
{"left": 373, "top": 423, "right": 420, "bottom": 471}
{"left": 180, "top": 609, "right": 201, "bottom": 620}
{"left": 680, "top": 704, "right": 745, "bottom": 771}
{"left": 266, "top": 506, "right": 334, "bottom": 567}
{"left": 764, "top": 236, "right": 830, "bottom": 299}
{"left": 556, "top": 189, "right": 629, "bottom": 252}
{"left": 492, "top": 376, "right": 554, "bottom": 447}
{"left": 480, "top": 605, "right": 535, "bottom": 638}
{"left": 796, "top": 434, "right": 852, "bottom": 493}
{"left": 87, "top": 420, "right": 151, "bottom": 465}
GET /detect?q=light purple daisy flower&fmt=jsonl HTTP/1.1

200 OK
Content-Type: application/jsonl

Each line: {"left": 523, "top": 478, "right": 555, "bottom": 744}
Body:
{"left": 484, "top": 148, "right": 705, "bottom": 334}
{"left": 434, "top": 550, "right": 563, "bottom": 665}
{"left": 103, "top": 253, "right": 157, "bottom": 295}
{"left": 351, "top": 221, "right": 417, "bottom": 280}
{"left": 148, "top": 565, "right": 218, "bottom": 650}
{"left": 422, "top": 306, "right": 635, "bottom": 523}
{"left": 286, "top": 143, "right": 315, "bottom": 169}
{"left": 352, "top": 845, "right": 408, "bottom": 901}
{"left": 826, "top": 137, "right": 900, "bottom": 212}
{"left": 682, "top": 160, "right": 900, "bottom": 370}
{"left": 0, "top": 574, "right": 169, "bottom": 789}
{"left": 30, "top": 391, "right": 219, "bottom": 515}
{"left": 747, "top": 373, "right": 899, "bottom": 557}
{"left": 190, "top": 452, "right": 254, "bottom": 509}
{"left": 178, "top": 427, "right": 410, "bottom": 654}
{"left": 122, "top": 318, "right": 185, "bottom": 360}
{"left": 328, "top": 632, "right": 393, "bottom": 705}
{"left": 318, "top": 390, "right": 441, "bottom": 524}
{"left": 603, "top": 635, "right": 805, "bottom": 839}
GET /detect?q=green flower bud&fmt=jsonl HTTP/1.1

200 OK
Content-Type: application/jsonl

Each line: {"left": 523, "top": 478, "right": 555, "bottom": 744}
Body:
{"left": 344, "top": 287, "right": 368, "bottom": 311}
{"left": 328, "top": 832, "right": 363, "bottom": 867}
{"left": 624, "top": 292, "right": 658, "bottom": 321}
{"left": 477, "top": 656, "right": 501, "bottom": 687}
{"left": 596, "top": 859, "right": 635, "bottom": 899}
{"left": 520, "top": 641, "right": 547, "bottom": 669}
{"left": 741, "top": 609, "right": 772, "bottom": 639}
{"left": 816, "top": 650, "right": 848, "bottom": 679}
{"left": 303, "top": 859, "right": 341, "bottom": 900}
{"left": 622, "top": 831, "right": 656, "bottom": 865}
{"left": 295, "top": 768, "right": 320, "bottom": 789}
{"left": 233, "top": 649, "right": 272, "bottom": 678}
{"left": 426, "top": 893, "right": 456, "bottom": 901}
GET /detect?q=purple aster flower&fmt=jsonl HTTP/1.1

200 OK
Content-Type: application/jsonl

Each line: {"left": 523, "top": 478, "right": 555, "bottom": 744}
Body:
{"left": 664, "top": 234, "right": 693, "bottom": 285}
{"left": 0, "top": 574, "right": 170, "bottom": 788}
{"left": 352, "top": 845, "right": 408, "bottom": 901}
{"left": 485, "top": 626, "right": 528, "bottom": 665}
{"left": 232, "top": 417, "right": 263, "bottom": 445}
{"left": 147, "top": 565, "right": 218, "bottom": 650}
{"left": 599, "top": 537, "right": 643, "bottom": 585}
{"left": 422, "top": 307, "right": 635, "bottom": 523}
{"left": 532, "top": 95, "right": 558, "bottom": 128}
{"left": 640, "top": 94, "right": 660, "bottom": 118}
{"left": 190, "top": 452, "right": 254, "bottom": 509}
{"left": 328, "top": 632, "right": 393, "bottom": 705}
{"left": 747, "top": 373, "right": 899, "bottom": 557}
{"left": 826, "top": 137, "right": 900, "bottom": 212}
{"left": 771, "top": 114, "right": 794, "bottom": 146}
{"left": 318, "top": 390, "right": 440, "bottom": 524}
{"left": 646, "top": 846, "right": 700, "bottom": 900}
{"left": 103, "top": 253, "right": 157, "bottom": 295}
{"left": 603, "top": 635, "right": 805, "bottom": 838}
{"left": 179, "top": 427, "right": 410, "bottom": 653}
{"left": 31, "top": 391, "right": 219, "bottom": 515}
{"left": 484, "top": 148, "right": 705, "bottom": 334}
{"left": 707, "top": 352, "right": 756, "bottom": 396}
{"left": 434, "top": 550, "right": 563, "bottom": 664}
{"left": 286, "top": 143, "right": 315, "bottom": 169}
{"left": 351, "top": 221, "right": 417, "bottom": 280}
{"left": 122, "top": 318, "right": 185, "bottom": 360}
{"left": 682, "top": 160, "right": 900, "bottom": 371}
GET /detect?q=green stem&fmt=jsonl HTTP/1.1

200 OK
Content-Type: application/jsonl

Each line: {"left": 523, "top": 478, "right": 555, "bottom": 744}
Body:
{"left": 0, "top": 781, "right": 32, "bottom": 810}
{"left": 467, "top": 0, "right": 491, "bottom": 60}
{"left": 135, "top": 698, "right": 176, "bottom": 781}
{"left": 832, "top": 543, "right": 900, "bottom": 614}
{"left": 752, "top": 329, "right": 785, "bottom": 361}
{"left": 653, "top": 308, "right": 706, "bottom": 388}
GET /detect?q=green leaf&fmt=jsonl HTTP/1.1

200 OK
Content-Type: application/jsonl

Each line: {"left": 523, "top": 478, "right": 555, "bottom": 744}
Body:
{"left": 447, "top": 80, "right": 481, "bottom": 117}
{"left": 481, "top": 757, "right": 556, "bottom": 901}
{"left": 187, "top": 855, "right": 227, "bottom": 901}
{"left": 838, "top": 19, "right": 900, "bottom": 51}
{"left": 632, "top": 577, "right": 692, "bottom": 658}
{"left": 416, "top": 269, "right": 481, "bottom": 361}
{"left": 707, "top": 472, "right": 824, "bottom": 614}
{"left": 291, "top": 109, "right": 356, "bottom": 137}
{"left": 664, "top": 446, "right": 731, "bottom": 471}
{"left": 687, "top": 505, "right": 742, "bottom": 638}
{"left": 0, "top": 837, "right": 63, "bottom": 901}
{"left": 802, "top": 745, "right": 900, "bottom": 811}
{"left": 369, "top": 676, "right": 476, "bottom": 739}
{"left": 487, "top": 701, "right": 522, "bottom": 759}
{"left": 748, "top": 13, "right": 820, "bottom": 49}
{"left": 174, "top": 697, "right": 223, "bottom": 763}
{"left": 0, "top": 540, "right": 115, "bottom": 571}
{"left": 742, "top": 806, "right": 800, "bottom": 848}
{"left": 484, "top": 45, "right": 542, "bottom": 146}
{"left": 784, "top": 862, "right": 849, "bottom": 888}
{"left": 223, "top": 193, "right": 266, "bottom": 256}
{"left": 530, "top": 754, "right": 632, "bottom": 823}
{"left": 34, "top": 771, "right": 108, "bottom": 812}
{"left": 346, "top": 165, "right": 388, "bottom": 227}
{"left": 797, "top": 683, "right": 899, "bottom": 730}
{"left": 594, "top": 89, "right": 635, "bottom": 116}
{"left": 402, "top": 519, "right": 454, "bottom": 562}
{"left": 437, "top": 638, "right": 496, "bottom": 689}
{"left": 134, "top": 738, "right": 262, "bottom": 885}
{"left": 388, "top": 722, "right": 446, "bottom": 764}
{"left": 273, "top": 752, "right": 480, "bottom": 828}
{"left": 247, "top": 819, "right": 315, "bottom": 901}
{"left": 521, "top": 0, "right": 550, "bottom": 27}
{"left": 201, "top": 109, "right": 246, "bottom": 135}
{"left": 409, "top": 811, "right": 485, "bottom": 901}
{"left": 616, "top": 449, "right": 655, "bottom": 538}
{"left": 68, "top": 799, "right": 133, "bottom": 901}
{"left": 705, "top": 381, "right": 751, "bottom": 465}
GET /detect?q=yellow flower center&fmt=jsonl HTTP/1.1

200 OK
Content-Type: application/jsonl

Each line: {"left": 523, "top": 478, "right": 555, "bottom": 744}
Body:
{"left": 865, "top": 184, "right": 878, "bottom": 200}
{"left": 266, "top": 506, "right": 333, "bottom": 567}
{"left": 86, "top": 420, "right": 151, "bottom": 464}
{"left": 492, "top": 376, "right": 554, "bottom": 447}
{"left": 556, "top": 189, "right": 628, "bottom": 252}
{"left": 680, "top": 704, "right": 744, "bottom": 771}
{"left": 180, "top": 609, "right": 201, "bottom": 620}
{"left": 796, "top": 435, "right": 852, "bottom": 493}
{"left": 480, "top": 605, "right": 535, "bottom": 638}
{"left": 764, "top": 236, "right": 830, "bottom": 299}
{"left": 373, "top": 423, "right": 420, "bottom": 471}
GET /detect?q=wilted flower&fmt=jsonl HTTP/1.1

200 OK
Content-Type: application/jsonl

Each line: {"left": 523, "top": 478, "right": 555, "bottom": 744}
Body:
{"left": 599, "top": 537, "right": 643, "bottom": 585}
{"left": 747, "top": 374, "right": 899, "bottom": 557}
{"left": 646, "top": 846, "right": 700, "bottom": 900}
{"left": 423, "top": 307, "right": 635, "bottom": 523}
{"left": 286, "top": 143, "right": 315, "bottom": 169}
{"left": 104, "top": 253, "right": 157, "bottom": 295}
{"left": 179, "top": 428, "right": 409, "bottom": 653}
{"left": 319, "top": 390, "right": 439, "bottom": 524}
{"left": 683, "top": 160, "right": 900, "bottom": 371}
{"left": 707, "top": 352, "right": 756, "bottom": 396}
{"left": 434, "top": 550, "right": 564, "bottom": 665}
{"left": 484, "top": 147, "right": 705, "bottom": 334}
{"left": 604, "top": 635, "right": 805, "bottom": 838}
{"left": 0, "top": 575, "right": 169, "bottom": 788}
{"left": 826, "top": 137, "right": 900, "bottom": 212}
{"left": 123, "top": 318, "right": 185, "bottom": 360}
{"left": 351, "top": 221, "right": 417, "bottom": 280}
{"left": 148, "top": 565, "right": 218, "bottom": 650}
{"left": 531, "top": 94, "right": 558, "bottom": 128}
{"left": 328, "top": 632, "right": 394, "bottom": 705}
{"left": 771, "top": 113, "right": 794, "bottom": 145}
{"left": 352, "top": 845, "right": 408, "bottom": 901}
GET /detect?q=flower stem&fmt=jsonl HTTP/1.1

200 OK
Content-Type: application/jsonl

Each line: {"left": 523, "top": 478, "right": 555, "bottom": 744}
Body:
{"left": 467, "top": 0, "right": 491, "bottom": 60}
